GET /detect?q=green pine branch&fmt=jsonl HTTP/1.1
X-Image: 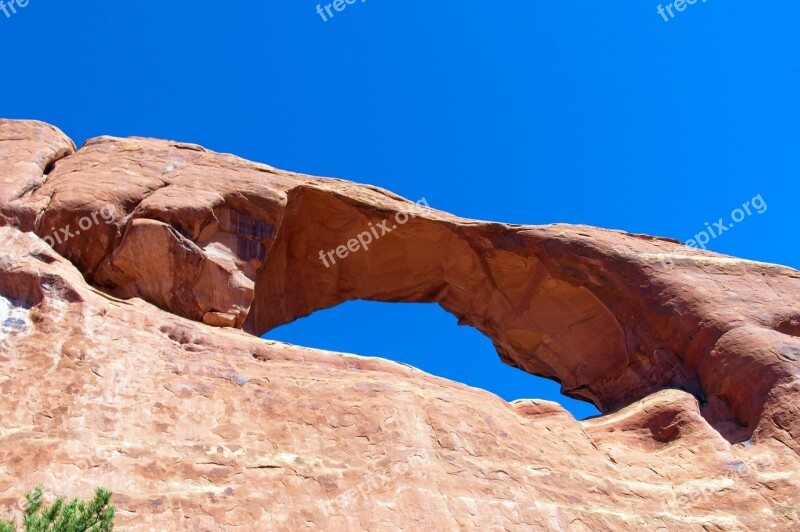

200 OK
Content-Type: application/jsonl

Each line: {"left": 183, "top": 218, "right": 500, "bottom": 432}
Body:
{"left": 2, "top": 487, "right": 115, "bottom": 531}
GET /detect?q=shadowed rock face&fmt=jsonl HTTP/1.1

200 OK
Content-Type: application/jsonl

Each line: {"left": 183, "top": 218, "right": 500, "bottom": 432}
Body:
{"left": 0, "top": 119, "right": 798, "bottom": 530}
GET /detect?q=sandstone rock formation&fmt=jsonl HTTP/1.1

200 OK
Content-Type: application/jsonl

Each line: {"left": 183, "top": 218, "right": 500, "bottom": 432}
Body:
{"left": 0, "top": 118, "right": 798, "bottom": 530}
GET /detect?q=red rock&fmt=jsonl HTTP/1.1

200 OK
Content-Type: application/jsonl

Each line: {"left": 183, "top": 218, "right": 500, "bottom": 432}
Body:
{"left": 0, "top": 119, "right": 798, "bottom": 530}
{"left": 203, "top": 311, "right": 238, "bottom": 328}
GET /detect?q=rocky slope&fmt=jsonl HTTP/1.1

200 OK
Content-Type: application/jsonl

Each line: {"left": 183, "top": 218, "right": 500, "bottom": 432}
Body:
{"left": 0, "top": 119, "right": 798, "bottom": 530}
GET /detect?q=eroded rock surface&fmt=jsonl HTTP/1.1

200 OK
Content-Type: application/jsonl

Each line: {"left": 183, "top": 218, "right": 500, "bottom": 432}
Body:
{"left": 0, "top": 119, "right": 798, "bottom": 530}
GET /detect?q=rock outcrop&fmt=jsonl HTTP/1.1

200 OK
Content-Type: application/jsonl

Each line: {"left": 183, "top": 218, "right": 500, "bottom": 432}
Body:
{"left": 0, "top": 119, "right": 798, "bottom": 530}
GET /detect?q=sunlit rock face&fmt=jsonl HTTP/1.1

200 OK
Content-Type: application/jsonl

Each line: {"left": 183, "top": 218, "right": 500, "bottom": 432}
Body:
{"left": 0, "top": 118, "right": 798, "bottom": 530}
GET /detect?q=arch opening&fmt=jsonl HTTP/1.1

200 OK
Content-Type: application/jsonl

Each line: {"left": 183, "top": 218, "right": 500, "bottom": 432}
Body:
{"left": 262, "top": 300, "right": 602, "bottom": 420}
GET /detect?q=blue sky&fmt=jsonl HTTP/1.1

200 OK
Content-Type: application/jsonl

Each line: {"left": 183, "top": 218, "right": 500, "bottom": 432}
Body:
{"left": 2, "top": 1, "right": 798, "bottom": 419}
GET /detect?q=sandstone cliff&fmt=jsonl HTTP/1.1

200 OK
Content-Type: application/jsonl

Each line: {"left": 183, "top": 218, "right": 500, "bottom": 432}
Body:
{"left": 0, "top": 119, "right": 798, "bottom": 530}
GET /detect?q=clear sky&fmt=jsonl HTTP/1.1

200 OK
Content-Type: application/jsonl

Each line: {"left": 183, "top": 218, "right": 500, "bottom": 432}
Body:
{"left": 2, "top": 1, "right": 798, "bottom": 419}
